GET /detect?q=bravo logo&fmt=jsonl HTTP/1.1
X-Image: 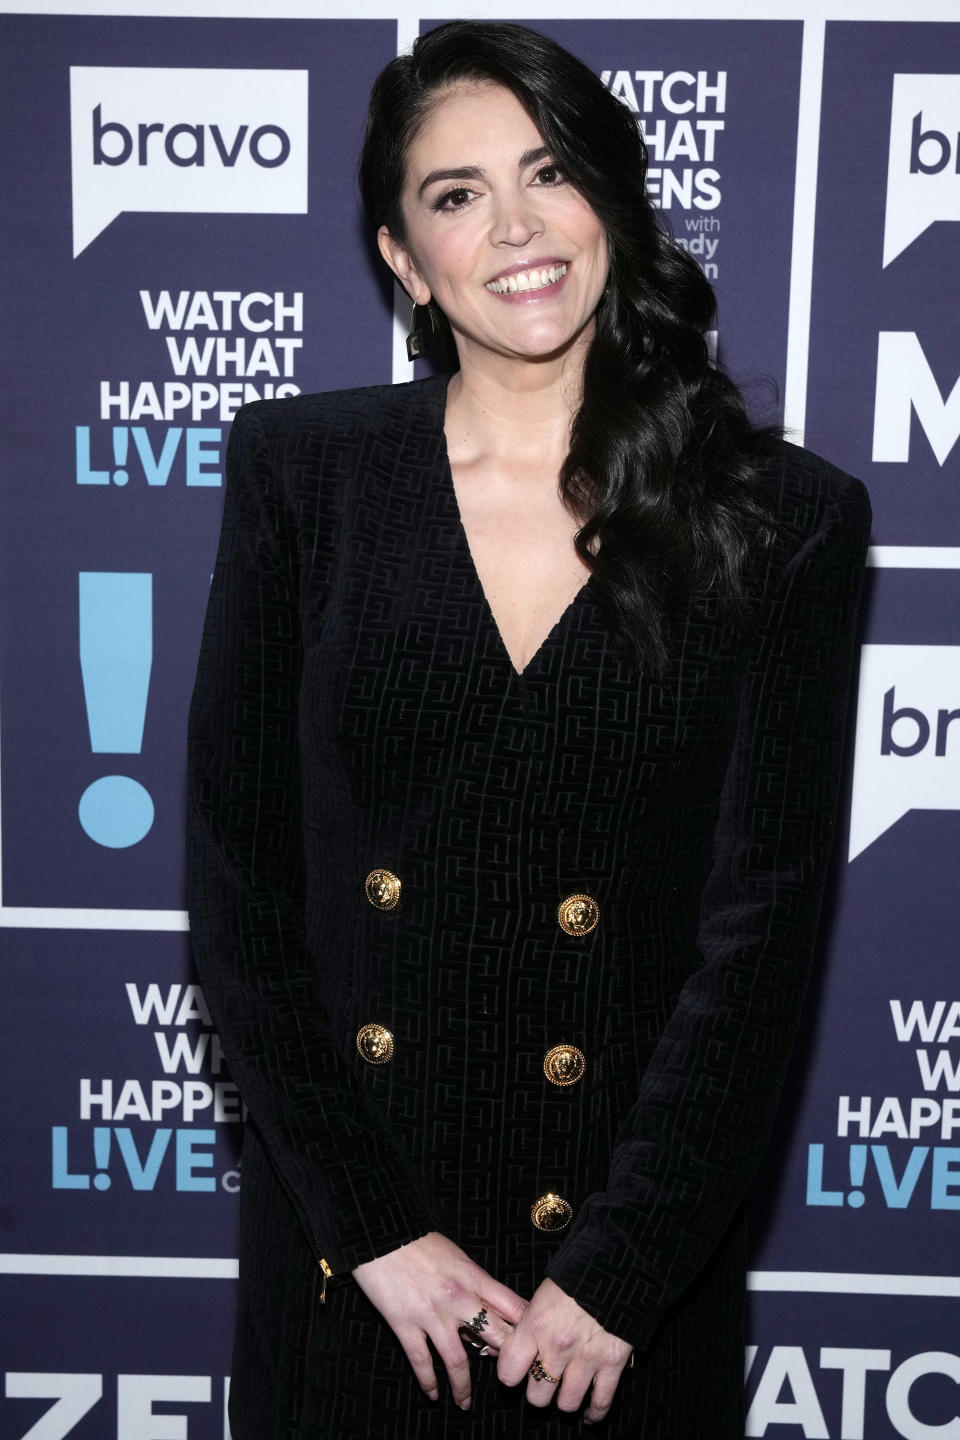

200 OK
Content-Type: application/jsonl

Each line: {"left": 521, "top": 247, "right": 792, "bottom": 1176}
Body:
{"left": 69, "top": 67, "right": 308, "bottom": 257}
{"left": 849, "top": 645, "right": 960, "bottom": 860}
{"left": 883, "top": 74, "right": 960, "bottom": 267}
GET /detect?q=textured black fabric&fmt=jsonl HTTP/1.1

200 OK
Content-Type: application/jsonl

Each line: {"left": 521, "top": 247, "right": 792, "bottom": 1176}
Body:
{"left": 187, "top": 374, "right": 871, "bottom": 1438}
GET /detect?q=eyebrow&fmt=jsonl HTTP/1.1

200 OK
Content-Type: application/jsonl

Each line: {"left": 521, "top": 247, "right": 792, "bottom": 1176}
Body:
{"left": 417, "top": 146, "right": 551, "bottom": 197}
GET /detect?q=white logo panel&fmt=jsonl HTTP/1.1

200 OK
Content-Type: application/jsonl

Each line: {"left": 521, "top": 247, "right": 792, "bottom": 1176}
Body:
{"left": 883, "top": 74, "right": 960, "bottom": 267}
{"left": 70, "top": 67, "right": 308, "bottom": 257}
{"left": 850, "top": 644, "right": 960, "bottom": 860}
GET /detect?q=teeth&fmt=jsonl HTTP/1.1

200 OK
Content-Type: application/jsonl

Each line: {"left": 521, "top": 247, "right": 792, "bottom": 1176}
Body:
{"left": 485, "top": 263, "right": 567, "bottom": 294}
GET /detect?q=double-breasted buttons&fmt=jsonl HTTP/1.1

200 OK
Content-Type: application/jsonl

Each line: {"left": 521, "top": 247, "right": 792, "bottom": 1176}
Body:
{"left": 531, "top": 1192, "right": 574, "bottom": 1232}
{"left": 356, "top": 1023, "right": 395, "bottom": 1064}
{"left": 557, "top": 893, "right": 599, "bottom": 937}
{"left": 365, "top": 868, "right": 401, "bottom": 910}
{"left": 543, "top": 1044, "right": 586, "bottom": 1087}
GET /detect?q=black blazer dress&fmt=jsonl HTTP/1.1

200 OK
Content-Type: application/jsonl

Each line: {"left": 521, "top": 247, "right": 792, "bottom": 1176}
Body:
{"left": 187, "top": 373, "right": 871, "bottom": 1439}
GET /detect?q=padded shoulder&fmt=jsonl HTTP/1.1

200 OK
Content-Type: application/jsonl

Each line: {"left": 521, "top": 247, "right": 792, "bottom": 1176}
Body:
{"left": 763, "top": 440, "right": 872, "bottom": 557}
{"left": 229, "top": 375, "right": 447, "bottom": 453}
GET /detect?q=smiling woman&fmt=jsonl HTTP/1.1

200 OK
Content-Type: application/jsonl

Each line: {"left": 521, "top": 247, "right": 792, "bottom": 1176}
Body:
{"left": 376, "top": 82, "right": 608, "bottom": 394}
{"left": 187, "top": 19, "right": 871, "bottom": 1440}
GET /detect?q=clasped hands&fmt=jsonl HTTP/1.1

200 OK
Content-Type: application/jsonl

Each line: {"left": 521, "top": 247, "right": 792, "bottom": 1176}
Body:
{"left": 352, "top": 1231, "right": 633, "bottom": 1424}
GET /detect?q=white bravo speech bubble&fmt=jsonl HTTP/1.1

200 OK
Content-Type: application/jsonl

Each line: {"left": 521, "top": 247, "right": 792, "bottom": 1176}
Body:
{"left": 849, "top": 644, "right": 960, "bottom": 860}
{"left": 883, "top": 74, "right": 960, "bottom": 268}
{"left": 70, "top": 67, "right": 308, "bottom": 257}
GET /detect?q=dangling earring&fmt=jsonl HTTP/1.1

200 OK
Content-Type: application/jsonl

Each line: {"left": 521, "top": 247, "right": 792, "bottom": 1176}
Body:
{"left": 406, "top": 299, "right": 439, "bottom": 362}
{"left": 406, "top": 302, "right": 425, "bottom": 362}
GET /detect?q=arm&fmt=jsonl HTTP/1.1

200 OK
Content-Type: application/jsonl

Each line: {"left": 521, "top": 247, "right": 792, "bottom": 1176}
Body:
{"left": 542, "top": 458, "right": 871, "bottom": 1349}
{"left": 187, "top": 403, "right": 436, "bottom": 1273}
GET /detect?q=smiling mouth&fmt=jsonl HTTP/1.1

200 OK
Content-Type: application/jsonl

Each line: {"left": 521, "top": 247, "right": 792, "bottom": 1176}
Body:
{"left": 484, "top": 263, "right": 568, "bottom": 295}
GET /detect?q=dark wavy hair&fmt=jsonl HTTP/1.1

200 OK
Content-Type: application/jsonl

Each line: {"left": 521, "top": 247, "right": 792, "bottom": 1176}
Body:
{"left": 359, "top": 21, "right": 780, "bottom": 669}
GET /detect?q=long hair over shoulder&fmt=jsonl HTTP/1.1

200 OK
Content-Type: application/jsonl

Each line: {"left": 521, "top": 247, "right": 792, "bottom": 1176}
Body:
{"left": 359, "top": 21, "right": 781, "bottom": 670}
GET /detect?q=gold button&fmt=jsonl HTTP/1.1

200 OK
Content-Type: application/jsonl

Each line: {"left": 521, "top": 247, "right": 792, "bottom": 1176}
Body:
{"left": 365, "top": 868, "right": 401, "bottom": 910}
{"left": 356, "top": 1023, "right": 395, "bottom": 1064}
{"left": 557, "top": 893, "right": 599, "bottom": 936}
{"left": 531, "top": 1192, "right": 574, "bottom": 1232}
{"left": 543, "top": 1044, "right": 586, "bottom": 1087}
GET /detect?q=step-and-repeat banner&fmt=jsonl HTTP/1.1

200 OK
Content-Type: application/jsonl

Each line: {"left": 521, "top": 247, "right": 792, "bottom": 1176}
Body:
{"left": 1, "top": 4, "right": 958, "bottom": 1436}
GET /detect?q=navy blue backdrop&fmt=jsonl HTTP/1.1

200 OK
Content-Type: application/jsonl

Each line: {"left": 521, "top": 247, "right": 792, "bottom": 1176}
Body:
{"left": 2, "top": 6, "right": 958, "bottom": 1437}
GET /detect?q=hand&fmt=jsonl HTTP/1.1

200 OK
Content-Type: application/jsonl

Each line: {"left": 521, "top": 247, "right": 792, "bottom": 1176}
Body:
{"left": 496, "top": 1277, "right": 633, "bottom": 1424}
{"left": 352, "top": 1232, "right": 527, "bottom": 1410}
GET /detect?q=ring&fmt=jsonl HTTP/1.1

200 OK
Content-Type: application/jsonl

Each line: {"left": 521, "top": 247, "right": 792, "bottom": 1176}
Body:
{"left": 530, "top": 1355, "right": 561, "bottom": 1384}
{"left": 470, "top": 1307, "right": 488, "bottom": 1332}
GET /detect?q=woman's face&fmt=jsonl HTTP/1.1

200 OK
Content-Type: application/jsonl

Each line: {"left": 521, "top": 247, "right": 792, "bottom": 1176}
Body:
{"left": 379, "top": 82, "right": 609, "bottom": 372}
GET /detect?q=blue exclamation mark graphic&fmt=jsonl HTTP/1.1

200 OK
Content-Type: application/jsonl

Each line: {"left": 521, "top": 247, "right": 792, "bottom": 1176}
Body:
{"left": 112, "top": 426, "right": 129, "bottom": 487}
{"left": 848, "top": 1144, "right": 867, "bottom": 1208}
{"left": 78, "top": 572, "right": 155, "bottom": 848}
{"left": 93, "top": 1127, "right": 112, "bottom": 1190}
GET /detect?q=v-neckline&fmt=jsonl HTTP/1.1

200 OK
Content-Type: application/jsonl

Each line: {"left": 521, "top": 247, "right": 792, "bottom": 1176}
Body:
{"left": 432, "top": 377, "right": 592, "bottom": 679}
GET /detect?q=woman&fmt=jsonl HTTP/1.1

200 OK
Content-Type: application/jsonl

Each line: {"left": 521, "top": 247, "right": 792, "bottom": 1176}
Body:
{"left": 187, "top": 20, "right": 870, "bottom": 1439}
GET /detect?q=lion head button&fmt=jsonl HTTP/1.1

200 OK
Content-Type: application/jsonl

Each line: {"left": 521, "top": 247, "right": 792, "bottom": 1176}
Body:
{"left": 543, "top": 1044, "right": 586, "bottom": 1087}
{"left": 531, "top": 1192, "right": 574, "bottom": 1232}
{"left": 557, "top": 893, "right": 599, "bottom": 937}
{"left": 356, "top": 1023, "right": 395, "bottom": 1065}
{"left": 364, "top": 868, "right": 401, "bottom": 910}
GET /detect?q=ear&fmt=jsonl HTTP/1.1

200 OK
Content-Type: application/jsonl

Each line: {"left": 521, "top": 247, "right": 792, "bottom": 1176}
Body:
{"left": 377, "top": 226, "right": 432, "bottom": 306}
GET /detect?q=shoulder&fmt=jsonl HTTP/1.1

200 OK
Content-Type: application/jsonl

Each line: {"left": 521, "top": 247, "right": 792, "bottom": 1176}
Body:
{"left": 760, "top": 440, "right": 872, "bottom": 562}
{"left": 227, "top": 375, "right": 448, "bottom": 464}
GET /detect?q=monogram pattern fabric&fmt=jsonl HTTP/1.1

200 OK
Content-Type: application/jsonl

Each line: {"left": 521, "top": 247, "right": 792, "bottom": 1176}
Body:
{"left": 187, "top": 375, "right": 870, "bottom": 1437}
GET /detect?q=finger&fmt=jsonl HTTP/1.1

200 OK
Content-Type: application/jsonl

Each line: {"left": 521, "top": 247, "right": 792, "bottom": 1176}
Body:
{"left": 555, "top": 1359, "right": 594, "bottom": 1414}
{"left": 476, "top": 1275, "right": 527, "bottom": 1327}
{"left": 457, "top": 1298, "right": 512, "bottom": 1348}
{"left": 496, "top": 1326, "right": 540, "bottom": 1388}
{"left": 474, "top": 1310, "right": 514, "bottom": 1353}
{"left": 583, "top": 1365, "right": 625, "bottom": 1424}
{"left": 434, "top": 1329, "right": 473, "bottom": 1410}
{"left": 396, "top": 1328, "right": 440, "bottom": 1402}
{"left": 525, "top": 1354, "right": 564, "bottom": 1409}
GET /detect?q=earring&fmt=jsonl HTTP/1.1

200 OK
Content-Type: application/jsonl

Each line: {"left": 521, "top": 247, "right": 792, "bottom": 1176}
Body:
{"left": 406, "top": 300, "right": 440, "bottom": 361}
{"left": 406, "top": 302, "right": 424, "bottom": 362}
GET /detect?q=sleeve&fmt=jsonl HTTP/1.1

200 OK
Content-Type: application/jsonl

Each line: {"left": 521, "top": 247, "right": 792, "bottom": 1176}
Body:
{"left": 186, "top": 404, "right": 435, "bottom": 1274}
{"left": 544, "top": 464, "right": 871, "bottom": 1348}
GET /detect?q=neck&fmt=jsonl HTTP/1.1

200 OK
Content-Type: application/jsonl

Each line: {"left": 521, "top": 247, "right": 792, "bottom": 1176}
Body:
{"left": 445, "top": 334, "right": 589, "bottom": 472}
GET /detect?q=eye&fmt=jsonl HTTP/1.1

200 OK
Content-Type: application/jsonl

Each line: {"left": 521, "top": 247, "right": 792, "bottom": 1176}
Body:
{"left": 533, "top": 162, "right": 564, "bottom": 186}
{"left": 432, "top": 186, "right": 476, "bottom": 212}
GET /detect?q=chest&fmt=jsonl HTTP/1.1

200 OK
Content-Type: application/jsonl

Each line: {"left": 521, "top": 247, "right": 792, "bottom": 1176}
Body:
{"left": 295, "top": 441, "right": 748, "bottom": 837}
{"left": 450, "top": 466, "right": 591, "bottom": 676}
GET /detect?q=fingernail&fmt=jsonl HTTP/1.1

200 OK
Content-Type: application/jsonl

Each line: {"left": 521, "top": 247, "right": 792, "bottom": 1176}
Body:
{"left": 459, "top": 1400, "right": 471, "bottom": 1411}
{"left": 427, "top": 1391, "right": 439, "bottom": 1402}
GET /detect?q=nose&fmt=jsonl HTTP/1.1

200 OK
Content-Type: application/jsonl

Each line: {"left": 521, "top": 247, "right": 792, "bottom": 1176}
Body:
{"left": 489, "top": 188, "right": 543, "bottom": 248}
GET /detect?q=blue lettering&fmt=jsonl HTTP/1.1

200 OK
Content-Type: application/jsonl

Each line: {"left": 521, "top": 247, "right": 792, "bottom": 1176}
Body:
{"left": 931, "top": 1147, "right": 960, "bottom": 1209}
{"left": 76, "top": 426, "right": 109, "bottom": 485}
{"left": 113, "top": 1127, "right": 171, "bottom": 1190}
{"left": 51, "top": 1127, "right": 89, "bottom": 1189}
{"left": 176, "top": 1128, "right": 217, "bottom": 1191}
{"left": 131, "top": 426, "right": 182, "bottom": 486}
{"left": 805, "top": 1144, "right": 843, "bottom": 1206}
{"left": 186, "top": 428, "right": 222, "bottom": 486}
{"left": 871, "top": 1144, "right": 929, "bottom": 1207}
